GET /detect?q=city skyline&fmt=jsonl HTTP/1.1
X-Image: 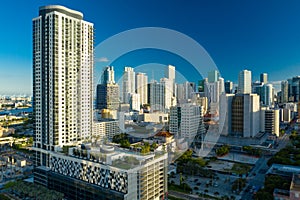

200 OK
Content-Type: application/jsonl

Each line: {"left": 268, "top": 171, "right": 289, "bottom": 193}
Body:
{"left": 1, "top": 0, "right": 300, "bottom": 95}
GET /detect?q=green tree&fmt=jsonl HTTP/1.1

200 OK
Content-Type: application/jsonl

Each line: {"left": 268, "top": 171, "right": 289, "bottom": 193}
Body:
{"left": 216, "top": 145, "right": 230, "bottom": 156}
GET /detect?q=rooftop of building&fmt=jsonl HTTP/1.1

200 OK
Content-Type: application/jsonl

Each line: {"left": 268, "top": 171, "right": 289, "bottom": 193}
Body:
{"left": 155, "top": 131, "right": 173, "bottom": 138}
{"left": 39, "top": 5, "right": 83, "bottom": 20}
{"left": 69, "top": 143, "right": 166, "bottom": 170}
{"left": 273, "top": 188, "right": 290, "bottom": 197}
{"left": 291, "top": 173, "right": 300, "bottom": 191}
{"left": 267, "top": 164, "right": 300, "bottom": 177}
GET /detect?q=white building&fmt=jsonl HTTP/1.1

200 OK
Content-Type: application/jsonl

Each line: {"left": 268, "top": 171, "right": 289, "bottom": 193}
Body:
{"left": 122, "top": 67, "right": 135, "bottom": 103}
{"left": 102, "top": 66, "right": 115, "bottom": 84}
{"left": 160, "top": 78, "right": 173, "bottom": 110}
{"left": 170, "top": 103, "right": 204, "bottom": 144}
{"left": 219, "top": 94, "right": 235, "bottom": 135}
{"left": 204, "top": 77, "right": 224, "bottom": 115}
{"left": 92, "top": 120, "right": 120, "bottom": 141}
{"left": 264, "top": 109, "right": 280, "bottom": 136}
{"left": 136, "top": 73, "right": 148, "bottom": 106}
{"left": 130, "top": 93, "right": 140, "bottom": 111}
{"left": 148, "top": 81, "right": 164, "bottom": 111}
{"left": 164, "top": 65, "right": 176, "bottom": 103}
{"left": 219, "top": 93, "right": 260, "bottom": 137}
{"left": 33, "top": 5, "right": 93, "bottom": 154}
{"left": 165, "top": 65, "right": 175, "bottom": 81}
{"left": 238, "top": 70, "right": 252, "bottom": 94}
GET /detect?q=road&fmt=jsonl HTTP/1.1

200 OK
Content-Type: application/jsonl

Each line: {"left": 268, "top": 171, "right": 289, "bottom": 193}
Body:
{"left": 240, "top": 133, "right": 290, "bottom": 200}
{"left": 168, "top": 190, "right": 208, "bottom": 200}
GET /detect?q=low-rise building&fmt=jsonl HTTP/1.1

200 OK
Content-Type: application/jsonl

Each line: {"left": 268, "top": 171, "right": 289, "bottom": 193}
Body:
{"left": 34, "top": 145, "right": 168, "bottom": 200}
{"left": 92, "top": 119, "right": 120, "bottom": 141}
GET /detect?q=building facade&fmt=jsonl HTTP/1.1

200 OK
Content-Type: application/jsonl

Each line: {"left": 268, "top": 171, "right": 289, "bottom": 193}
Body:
{"left": 238, "top": 70, "right": 252, "bottom": 94}
{"left": 122, "top": 67, "right": 135, "bottom": 104}
{"left": 92, "top": 119, "right": 120, "bottom": 141}
{"left": 96, "top": 83, "right": 120, "bottom": 110}
{"left": 260, "top": 73, "right": 268, "bottom": 84}
{"left": 225, "top": 81, "right": 233, "bottom": 94}
{"left": 35, "top": 146, "right": 168, "bottom": 200}
{"left": 170, "top": 103, "right": 204, "bottom": 143}
{"left": 33, "top": 5, "right": 93, "bottom": 156}
{"left": 219, "top": 93, "right": 260, "bottom": 137}
{"left": 136, "top": 72, "right": 148, "bottom": 106}
{"left": 264, "top": 109, "right": 280, "bottom": 136}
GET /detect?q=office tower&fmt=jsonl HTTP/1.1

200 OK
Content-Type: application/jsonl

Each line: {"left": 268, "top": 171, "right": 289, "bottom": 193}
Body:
{"left": 298, "top": 102, "right": 300, "bottom": 119}
{"left": 122, "top": 67, "right": 135, "bottom": 103}
{"left": 231, "top": 94, "right": 260, "bottom": 137}
{"left": 176, "top": 83, "right": 185, "bottom": 103}
{"left": 225, "top": 81, "right": 233, "bottom": 94}
{"left": 198, "top": 79, "right": 205, "bottom": 92}
{"left": 260, "top": 73, "right": 268, "bottom": 84}
{"left": 220, "top": 93, "right": 260, "bottom": 137}
{"left": 177, "top": 82, "right": 196, "bottom": 102}
{"left": 102, "top": 66, "right": 115, "bottom": 84}
{"left": 96, "top": 66, "right": 119, "bottom": 111}
{"left": 33, "top": 5, "right": 93, "bottom": 154}
{"left": 136, "top": 72, "right": 148, "bottom": 106}
{"left": 165, "top": 64, "right": 176, "bottom": 100}
{"left": 130, "top": 93, "right": 140, "bottom": 111}
{"left": 204, "top": 78, "right": 223, "bottom": 115}
{"left": 160, "top": 78, "right": 173, "bottom": 109}
{"left": 165, "top": 65, "right": 175, "bottom": 81}
{"left": 262, "top": 84, "right": 273, "bottom": 107}
{"left": 96, "top": 84, "right": 119, "bottom": 110}
{"left": 238, "top": 70, "right": 252, "bottom": 94}
{"left": 208, "top": 70, "right": 220, "bottom": 83}
{"left": 192, "top": 94, "right": 208, "bottom": 114}
{"left": 264, "top": 109, "right": 279, "bottom": 136}
{"left": 290, "top": 76, "right": 300, "bottom": 102}
{"left": 148, "top": 81, "right": 164, "bottom": 111}
{"left": 170, "top": 103, "right": 204, "bottom": 143}
{"left": 184, "top": 82, "right": 196, "bottom": 99}
{"left": 219, "top": 94, "right": 235, "bottom": 135}
{"left": 252, "top": 81, "right": 262, "bottom": 94}
{"left": 281, "top": 81, "right": 289, "bottom": 103}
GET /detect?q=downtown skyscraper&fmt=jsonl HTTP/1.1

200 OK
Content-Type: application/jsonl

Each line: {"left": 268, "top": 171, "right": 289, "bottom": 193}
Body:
{"left": 122, "top": 67, "right": 135, "bottom": 104}
{"left": 96, "top": 66, "right": 120, "bottom": 110}
{"left": 238, "top": 69, "right": 252, "bottom": 94}
{"left": 33, "top": 5, "right": 93, "bottom": 160}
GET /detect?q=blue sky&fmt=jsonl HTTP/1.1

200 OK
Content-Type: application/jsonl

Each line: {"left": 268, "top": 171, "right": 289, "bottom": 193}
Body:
{"left": 0, "top": 0, "right": 300, "bottom": 95}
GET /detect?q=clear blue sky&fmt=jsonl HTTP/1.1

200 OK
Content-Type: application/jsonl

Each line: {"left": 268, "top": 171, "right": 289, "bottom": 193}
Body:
{"left": 0, "top": 0, "right": 300, "bottom": 95}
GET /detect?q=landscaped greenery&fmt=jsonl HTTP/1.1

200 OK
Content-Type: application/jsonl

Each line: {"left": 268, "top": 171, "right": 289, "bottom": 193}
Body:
{"left": 140, "top": 142, "right": 150, "bottom": 154}
{"left": 5, "top": 180, "right": 64, "bottom": 200}
{"left": 242, "top": 146, "right": 262, "bottom": 156}
{"left": 268, "top": 145, "right": 300, "bottom": 166}
{"left": 176, "top": 149, "right": 213, "bottom": 177}
{"left": 112, "top": 133, "right": 131, "bottom": 148}
{"left": 254, "top": 175, "right": 290, "bottom": 200}
{"left": 216, "top": 145, "right": 230, "bottom": 157}
{"left": 231, "top": 163, "right": 251, "bottom": 175}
